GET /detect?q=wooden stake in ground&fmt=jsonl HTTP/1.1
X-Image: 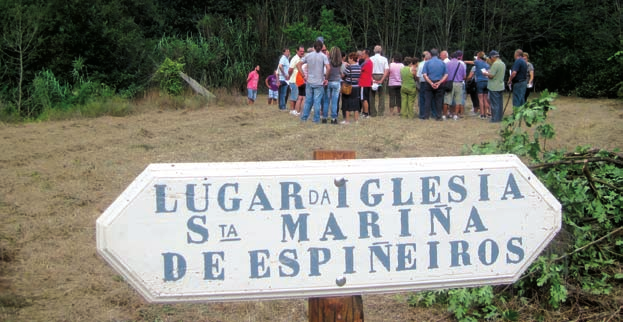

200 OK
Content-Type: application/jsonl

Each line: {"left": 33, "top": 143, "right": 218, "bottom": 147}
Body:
{"left": 309, "top": 150, "right": 364, "bottom": 322}
{"left": 179, "top": 71, "right": 216, "bottom": 100}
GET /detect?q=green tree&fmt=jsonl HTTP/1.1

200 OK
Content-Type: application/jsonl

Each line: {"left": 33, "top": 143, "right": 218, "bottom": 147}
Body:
{"left": 282, "top": 17, "right": 318, "bottom": 49}
{"left": 282, "top": 6, "right": 351, "bottom": 50}
{"left": 0, "top": 1, "right": 46, "bottom": 116}
{"left": 317, "top": 6, "right": 351, "bottom": 50}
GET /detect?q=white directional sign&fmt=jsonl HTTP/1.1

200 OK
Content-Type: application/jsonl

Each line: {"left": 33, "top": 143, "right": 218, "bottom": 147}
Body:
{"left": 97, "top": 154, "right": 561, "bottom": 303}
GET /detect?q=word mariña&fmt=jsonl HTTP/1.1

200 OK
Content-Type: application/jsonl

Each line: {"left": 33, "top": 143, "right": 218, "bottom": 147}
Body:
{"left": 155, "top": 172, "right": 527, "bottom": 282}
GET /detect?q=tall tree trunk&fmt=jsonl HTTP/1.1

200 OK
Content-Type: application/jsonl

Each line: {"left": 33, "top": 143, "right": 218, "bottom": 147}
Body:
{"left": 616, "top": 0, "right": 622, "bottom": 41}
{"left": 393, "top": 0, "right": 402, "bottom": 57}
{"left": 19, "top": 45, "right": 23, "bottom": 116}
{"left": 2, "top": 3, "right": 42, "bottom": 117}
{"left": 416, "top": 0, "right": 424, "bottom": 55}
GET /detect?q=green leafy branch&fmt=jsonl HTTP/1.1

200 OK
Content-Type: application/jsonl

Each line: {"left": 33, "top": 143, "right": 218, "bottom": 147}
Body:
{"left": 416, "top": 92, "right": 623, "bottom": 321}
{"left": 467, "top": 90, "right": 557, "bottom": 162}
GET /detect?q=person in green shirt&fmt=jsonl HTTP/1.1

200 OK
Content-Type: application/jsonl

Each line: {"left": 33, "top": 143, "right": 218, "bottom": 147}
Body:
{"left": 400, "top": 57, "right": 419, "bottom": 119}
{"left": 483, "top": 50, "right": 506, "bottom": 122}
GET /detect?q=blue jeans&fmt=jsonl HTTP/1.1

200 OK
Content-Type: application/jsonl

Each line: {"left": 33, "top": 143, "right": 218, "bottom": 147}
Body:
{"left": 278, "top": 81, "right": 288, "bottom": 110}
{"left": 512, "top": 80, "right": 527, "bottom": 107}
{"left": 247, "top": 89, "right": 257, "bottom": 101}
{"left": 321, "top": 86, "right": 329, "bottom": 117}
{"left": 324, "top": 81, "right": 340, "bottom": 119}
{"left": 289, "top": 83, "right": 299, "bottom": 102}
{"left": 301, "top": 85, "right": 324, "bottom": 122}
{"left": 489, "top": 90, "right": 504, "bottom": 122}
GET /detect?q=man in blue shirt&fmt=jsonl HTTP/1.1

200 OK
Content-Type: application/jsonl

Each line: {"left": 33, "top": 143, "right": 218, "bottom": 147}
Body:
{"left": 278, "top": 48, "right": 291, "bottom": 111}
{"left": 508, "top": 49, "right": 528, "bottom": 108}
{"left": 422, "top": 49, "right": 448, "bottom": 120}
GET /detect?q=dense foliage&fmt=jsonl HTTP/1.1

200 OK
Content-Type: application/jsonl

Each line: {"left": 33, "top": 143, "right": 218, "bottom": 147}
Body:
{"left": 0, "top": 0, "right": 621, "bottom": 119}
{"left": 409, "top": 93, "right": 623, "bottom": 321}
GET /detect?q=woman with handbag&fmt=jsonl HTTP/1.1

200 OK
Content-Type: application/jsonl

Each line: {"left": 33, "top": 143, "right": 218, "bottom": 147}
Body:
{"left": 340, "top": 52, "right": 361, "bottom": 124}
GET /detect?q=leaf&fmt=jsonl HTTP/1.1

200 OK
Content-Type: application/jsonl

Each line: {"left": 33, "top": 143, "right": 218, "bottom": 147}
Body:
{"left": 503, "top": 310, "right": 520, "bottom": 321}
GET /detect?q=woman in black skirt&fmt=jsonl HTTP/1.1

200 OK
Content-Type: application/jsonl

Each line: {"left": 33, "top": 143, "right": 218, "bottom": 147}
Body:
{"left": 341, "top": 52, "right": 362, "bottom": 124}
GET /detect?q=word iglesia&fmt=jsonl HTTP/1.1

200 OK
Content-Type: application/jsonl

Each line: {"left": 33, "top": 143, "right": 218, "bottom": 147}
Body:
{"left": 157, "top": 171, "right": 527, "bottom": 284}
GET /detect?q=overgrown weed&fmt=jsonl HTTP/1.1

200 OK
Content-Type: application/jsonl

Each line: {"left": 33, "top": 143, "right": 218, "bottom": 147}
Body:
{"left": 134, "top": 89, "right": 211, "bottom": 111}
{"left": 3, "top": 88, "right": 217, "bottom": 122}
{"left": 211, "top": 88, "right": 244, "bottom": 107}
{"left": 38, "top": 96, "right": 135, "bottom": 120}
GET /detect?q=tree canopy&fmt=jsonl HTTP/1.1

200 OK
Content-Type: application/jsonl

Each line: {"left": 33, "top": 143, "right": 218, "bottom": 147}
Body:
{"left": 1, "top": 0, "right": 621, "bottom": 117}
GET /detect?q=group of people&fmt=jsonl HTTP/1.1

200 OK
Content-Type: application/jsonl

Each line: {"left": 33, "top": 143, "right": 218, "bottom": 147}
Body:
{"left": 247, "top": 38, "right": 535, "bottom": 124}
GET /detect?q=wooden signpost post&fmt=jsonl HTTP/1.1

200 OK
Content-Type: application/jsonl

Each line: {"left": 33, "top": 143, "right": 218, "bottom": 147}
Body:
{"left": 310, "top": 150, "right": 363, "bottom": 322}
{"left": 97, "top": 153, "right": 561, "bottom": 321}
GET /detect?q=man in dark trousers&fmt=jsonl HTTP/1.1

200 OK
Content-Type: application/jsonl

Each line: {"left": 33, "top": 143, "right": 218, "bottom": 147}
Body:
{"left": 508, "top": 49, "right": 528, "bottom": 108}
{"left": 422, "top": 49, "right": 448, "bottom": 120}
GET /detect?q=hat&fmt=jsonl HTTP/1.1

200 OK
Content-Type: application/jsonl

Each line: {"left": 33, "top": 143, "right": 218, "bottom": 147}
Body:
{"left": 371, "top": 83, "right": 379, "bottom": 91}
{"left": 316, "top": 36, "right": 324, "bottom": 43}
{"left": 488, "top": 50, "right": 500, "bottom": 58}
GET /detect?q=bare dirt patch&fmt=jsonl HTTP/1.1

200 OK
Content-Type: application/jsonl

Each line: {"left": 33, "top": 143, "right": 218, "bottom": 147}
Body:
{"left": 0, "top": 94, "right": 621, "bottom": 321}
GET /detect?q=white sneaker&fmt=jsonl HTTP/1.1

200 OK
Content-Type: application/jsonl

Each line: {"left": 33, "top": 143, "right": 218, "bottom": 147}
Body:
{"left": 340, "top": 120, "right": 350, "bottom": 125}
{"left": 453, "top": 115, "right": 459, "bottom": 120}
{"left": 442, "top": 115, "right": 447, "bottom": 120}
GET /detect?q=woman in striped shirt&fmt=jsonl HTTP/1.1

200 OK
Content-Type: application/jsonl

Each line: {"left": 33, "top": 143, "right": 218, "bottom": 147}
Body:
{"left": 341, "top": 52, "right": 361, "bottom": 124}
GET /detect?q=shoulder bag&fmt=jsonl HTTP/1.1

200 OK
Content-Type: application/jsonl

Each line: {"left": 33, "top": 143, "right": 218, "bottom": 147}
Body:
{"left": 443, "top": 64, "right": 460, "bottom": 92}
{"left": 341, "top": 82, "right": 352, "bottom": 95}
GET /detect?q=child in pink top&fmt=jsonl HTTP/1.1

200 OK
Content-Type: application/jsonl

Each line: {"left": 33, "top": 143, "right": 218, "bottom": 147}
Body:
{"left": 246, "top": 65, "right": 260, "bottom": 105}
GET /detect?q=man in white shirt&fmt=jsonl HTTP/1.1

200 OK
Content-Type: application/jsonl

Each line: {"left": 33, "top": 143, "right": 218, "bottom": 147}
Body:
{"left": 288, "top": 45, "right": 305, "bottom": 115}
{"left": 278, "top": 48, "right": 290, "bottom": 111}
{"left": 441, "top": 50, "right": 450, "bottom": 63}
{"left": 369, "top": 45, "right": 389, "bottom": 117}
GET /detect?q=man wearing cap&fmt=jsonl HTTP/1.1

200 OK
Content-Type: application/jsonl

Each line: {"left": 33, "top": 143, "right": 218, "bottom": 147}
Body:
{"left": 508, "top": 49, "right": 528, "bottom": 108}
{"left": 369, "top": 45, "right": 390, "bottom": 117}
{"left": 483, "top": 50, "right": 506, "bottom": 122}
{"left": 278, "top": 48, "right": 291, "bottom": 111}
{"left": 422, "top": 49, "right": 448, "bottom": 120}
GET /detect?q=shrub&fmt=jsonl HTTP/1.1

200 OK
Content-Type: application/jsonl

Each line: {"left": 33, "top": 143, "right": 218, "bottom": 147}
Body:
{"left": 410, "top": 92, "right": 623, "bottom": 321}
{"left": 154, "top": 57, "right": 185, "bottom": 96}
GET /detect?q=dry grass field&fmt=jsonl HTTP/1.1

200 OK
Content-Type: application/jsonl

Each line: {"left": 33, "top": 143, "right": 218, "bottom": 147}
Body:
{"left": 1, "top": 93, "right": 622, "bottom": 322}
